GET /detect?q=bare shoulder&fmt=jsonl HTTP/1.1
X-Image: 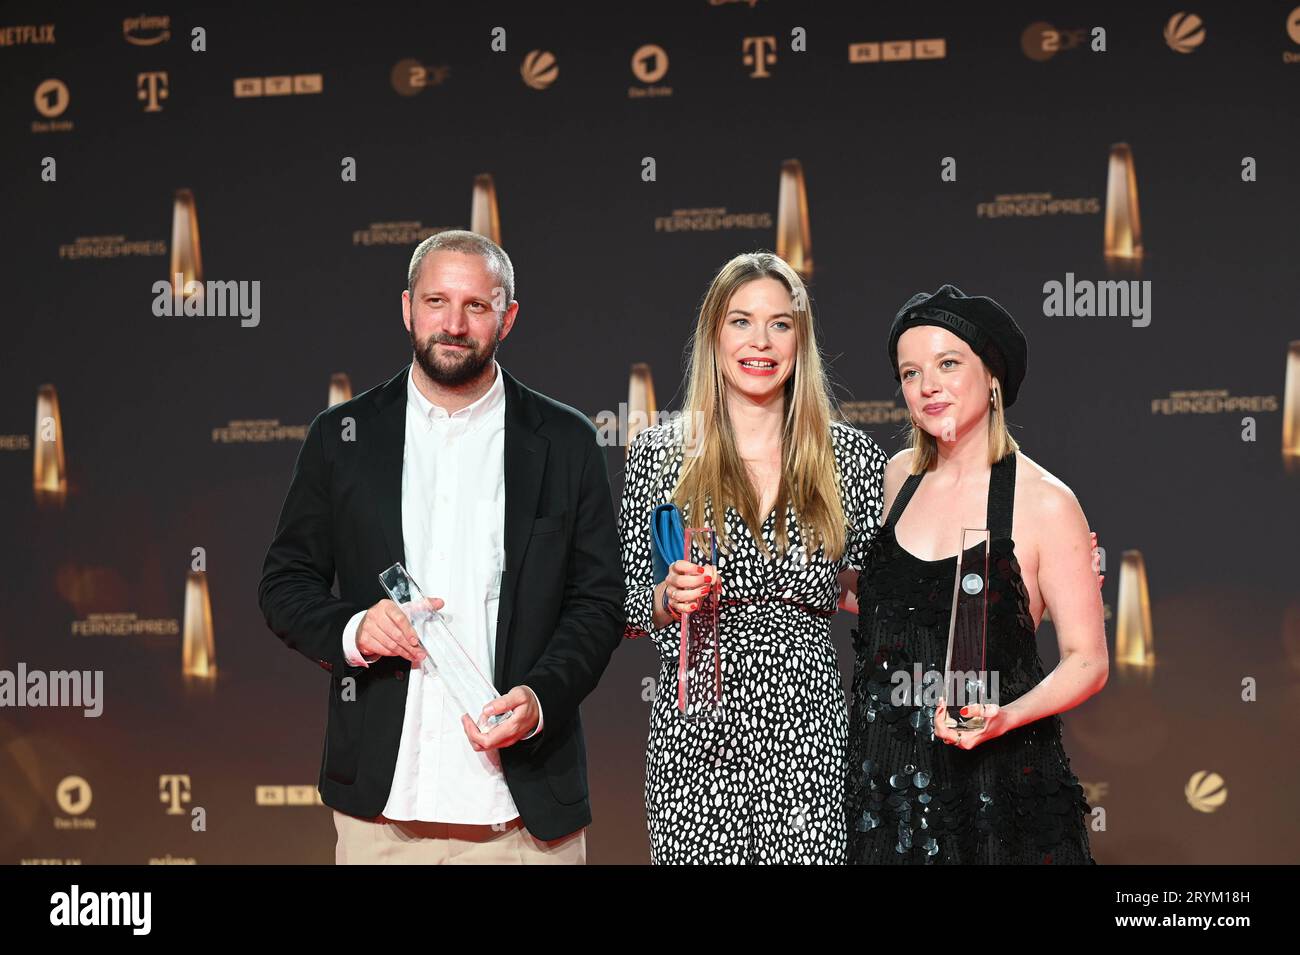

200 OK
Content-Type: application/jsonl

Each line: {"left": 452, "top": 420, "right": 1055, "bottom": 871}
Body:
{"left": 1014, "top": 453, "right": 1087, "bottom": 529}
{"left": 885, "top": 447, "right": 914, "bottom": 483}
{"left": 882, "top": 447, "right": 914, "bottom": 512}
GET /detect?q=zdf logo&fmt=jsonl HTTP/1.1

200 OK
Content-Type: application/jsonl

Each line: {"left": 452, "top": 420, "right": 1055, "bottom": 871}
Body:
{"left": 391, "top": 58, "right": 450, "bottom": 96}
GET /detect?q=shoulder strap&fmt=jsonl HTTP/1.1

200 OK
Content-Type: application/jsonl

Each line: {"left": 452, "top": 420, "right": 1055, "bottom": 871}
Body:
{"left": 986, "top": 453, "right": 1017, "bottom": 539}
{"left": 883, "top": 471, "right": 924, "bottom": 529}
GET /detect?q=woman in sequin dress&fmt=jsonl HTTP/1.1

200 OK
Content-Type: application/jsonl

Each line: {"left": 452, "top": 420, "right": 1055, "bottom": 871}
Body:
{"left": 845, "top": 284, "right": 1108, "bottom": 864}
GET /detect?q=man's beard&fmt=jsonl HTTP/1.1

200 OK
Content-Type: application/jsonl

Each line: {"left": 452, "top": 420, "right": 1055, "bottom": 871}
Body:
{"left": 410, "top": 324, "right": 499, "bottom": 387}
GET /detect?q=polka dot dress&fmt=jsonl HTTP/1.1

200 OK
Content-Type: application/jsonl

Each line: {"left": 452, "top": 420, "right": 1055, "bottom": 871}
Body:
{"left": 620, "top": 418, "right": 887, "bottom": 863}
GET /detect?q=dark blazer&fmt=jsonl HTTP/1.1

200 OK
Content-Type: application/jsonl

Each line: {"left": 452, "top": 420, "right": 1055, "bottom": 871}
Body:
{"left": 258, "top": 363, "right": 625, "bottom": 840}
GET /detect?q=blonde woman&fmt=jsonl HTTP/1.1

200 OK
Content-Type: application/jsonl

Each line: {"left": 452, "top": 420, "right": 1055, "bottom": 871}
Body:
{"left": 846, "top": 284, "right": 1107, "bottom": 864}
{"left": 619, "top": 252, "right": 888, "bottom": 863}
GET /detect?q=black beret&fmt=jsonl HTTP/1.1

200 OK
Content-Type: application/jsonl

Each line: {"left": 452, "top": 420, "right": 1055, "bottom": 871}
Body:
{"left": 887, "top": 283, "right": 1028, "bottom": 407}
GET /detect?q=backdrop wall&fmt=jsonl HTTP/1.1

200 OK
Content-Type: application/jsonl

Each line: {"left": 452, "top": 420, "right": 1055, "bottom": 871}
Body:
{"left": 2, "top": 1, "right": 1297, "bottom": 863}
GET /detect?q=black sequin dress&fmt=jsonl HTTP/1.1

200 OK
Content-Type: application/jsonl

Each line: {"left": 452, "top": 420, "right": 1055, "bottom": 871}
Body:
{"left": 846, "top": 452, "right": 1095, "bottom": 864}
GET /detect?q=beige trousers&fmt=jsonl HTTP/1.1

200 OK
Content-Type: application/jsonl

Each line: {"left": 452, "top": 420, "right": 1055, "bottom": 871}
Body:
{"left": 333, "top": 810, "right": 586, "bottom": 864}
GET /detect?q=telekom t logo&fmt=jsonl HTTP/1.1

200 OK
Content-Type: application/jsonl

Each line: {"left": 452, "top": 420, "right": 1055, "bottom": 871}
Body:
{"left": 159, "top": 774, "right": 191, "bottom": 814}
{"left": 742, "top": 36, "right": 776, "bottom": 77}
{"left": 137, "top": 71, "right": 168, "bottom": 111}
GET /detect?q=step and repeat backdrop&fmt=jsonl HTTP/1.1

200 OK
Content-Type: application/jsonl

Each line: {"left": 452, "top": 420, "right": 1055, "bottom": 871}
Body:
{"left": 1, "top": 2, "right": 1297, "bottom": 864}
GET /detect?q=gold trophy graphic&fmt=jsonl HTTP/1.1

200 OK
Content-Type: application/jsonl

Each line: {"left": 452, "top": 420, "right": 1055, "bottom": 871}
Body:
{"left": 776, "top": 159, "right": 812, "bottom": 279}
{"left": 170, "top": 187, "right": 203, "bottom": 304}
{"left": 33, "top": 383, "right": 67, "bottom": 505}
{"left": 1104, "top": 143, "right": 1143, "bottom": 274}
{"left": 626, "top": 362, "right": 657, "bottom": 454}
{"left": 182, "top": 569, "right": 217, "bottom": 682}
{"left": 1115, "top": 549, "right": 1154, "bottom": 680}
{"left": 328, "top": 372, "right": 353, "bottom": 408}
{"left": 470, "top": 173, "right": 501, "bottom": 244}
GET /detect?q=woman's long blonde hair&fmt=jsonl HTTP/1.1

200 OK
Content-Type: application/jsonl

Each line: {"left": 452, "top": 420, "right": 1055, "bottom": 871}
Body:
{"left": 672, "top": 251, "right": 847, "bottom": 561}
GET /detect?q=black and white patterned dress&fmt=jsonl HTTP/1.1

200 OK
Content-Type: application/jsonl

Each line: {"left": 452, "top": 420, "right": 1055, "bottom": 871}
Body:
{"left": 620, "top": 417, "right": 887, "bottom": 863}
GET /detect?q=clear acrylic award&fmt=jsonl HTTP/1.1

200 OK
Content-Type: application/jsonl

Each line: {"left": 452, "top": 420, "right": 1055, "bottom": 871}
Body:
{"left": 378, "top": 562, "right": 511, "bottom": 732}
{"left": 677, "top": 527, "right": 722, "bottom": 722}
{"left": 943, "top": 528, "right": 991, "bottom": 730}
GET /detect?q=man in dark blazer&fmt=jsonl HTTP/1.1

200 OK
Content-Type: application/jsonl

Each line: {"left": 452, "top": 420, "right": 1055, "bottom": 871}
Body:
{"left": 258, "top": 231, "right": 625, "bottom": 863}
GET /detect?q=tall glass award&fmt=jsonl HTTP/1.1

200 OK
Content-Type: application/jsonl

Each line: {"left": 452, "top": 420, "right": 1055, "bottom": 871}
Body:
{"left": 378, "top": 562, "right": 512, "bottom": 732}
{"left": 943, "top": 528, "right": 991, "bottom": 730}
{"left": 677, "top": 527, "right": 722, "bottom": 721}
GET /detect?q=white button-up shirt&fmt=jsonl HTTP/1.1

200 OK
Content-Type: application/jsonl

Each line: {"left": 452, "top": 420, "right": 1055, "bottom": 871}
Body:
{"left": 341, "top": 360, "right": 541, "bottom": 824}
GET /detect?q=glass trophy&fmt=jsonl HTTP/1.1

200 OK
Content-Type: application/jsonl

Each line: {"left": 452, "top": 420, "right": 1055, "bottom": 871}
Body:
{"left": 378, "top": 562, "right": 512, "bottom": 732}
{"left": 942, "top": 528, "right": 991, "bottom": 731}
{"left": 677, "top": 527, "right": 722, "bottom": 721}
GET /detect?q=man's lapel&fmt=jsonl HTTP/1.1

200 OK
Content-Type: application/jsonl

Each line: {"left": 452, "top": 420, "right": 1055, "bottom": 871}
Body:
{"left": 495, "top": 366, "right": 548, "bottom": 689}
{"left": 367, "top": 365, "right": 409, "bottom": 569}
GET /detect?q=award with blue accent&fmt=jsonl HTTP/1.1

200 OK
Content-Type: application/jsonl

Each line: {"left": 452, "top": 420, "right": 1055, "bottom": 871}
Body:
{"left": 677, "top": 526, "right": 722, "bottom": 722}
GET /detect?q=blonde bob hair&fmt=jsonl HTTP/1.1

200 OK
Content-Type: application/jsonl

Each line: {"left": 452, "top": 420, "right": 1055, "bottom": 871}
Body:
{"left": 901, "top": 372, "right": 1020, "bottom": 473}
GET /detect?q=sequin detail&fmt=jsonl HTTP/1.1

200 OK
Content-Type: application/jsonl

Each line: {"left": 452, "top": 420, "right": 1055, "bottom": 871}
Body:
{"left": 846, "top": 453, "right": 1095, "bottom": 865}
